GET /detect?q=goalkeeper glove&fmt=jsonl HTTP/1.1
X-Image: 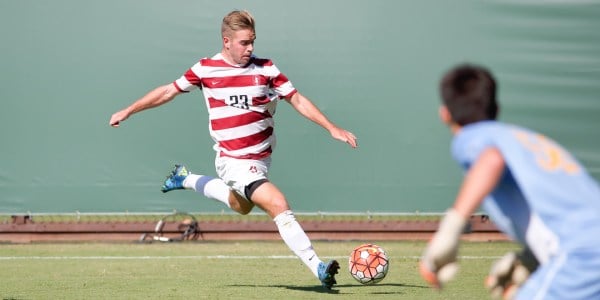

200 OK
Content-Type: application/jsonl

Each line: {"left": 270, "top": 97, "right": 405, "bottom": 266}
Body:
{"left": 419, "top": 209, "right": 468, "bottom": 289}
{"left": 485, "top": 247, "right": 539, "bottom": 299}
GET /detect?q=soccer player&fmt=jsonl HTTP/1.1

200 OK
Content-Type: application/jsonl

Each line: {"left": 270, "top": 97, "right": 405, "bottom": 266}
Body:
{"left": 109, "top": 10, "right": 357, "bottom": 289}
{"left": 419, "top": 64, "right": 600, "bottom": 299}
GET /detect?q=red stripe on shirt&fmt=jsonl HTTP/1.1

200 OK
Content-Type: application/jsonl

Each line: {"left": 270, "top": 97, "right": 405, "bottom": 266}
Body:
{"left": 210, "top": 111, "right": 271, "bottom": 131}
{"left": 184, "top": 68, "right": 202, "bottom": 86}
{"left": 219, "top": 127, "right": 274, "bottom": 151}
{"left": 201, "top": 75, "right": 269, "bottom": 89}
{"left": 252, "top": 95, "right": 272, "bottom": 105}
{"left": 271, "top": 73, "right": 290, "bottom": 89}
{"left": 200, "top": 58, "right": 235, "bottom": 68}
{"left": 207, "top": 97, "right": 228, "bottom": 108}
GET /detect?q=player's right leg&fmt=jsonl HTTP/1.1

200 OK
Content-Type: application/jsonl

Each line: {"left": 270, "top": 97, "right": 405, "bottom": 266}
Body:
{"left": 250, "top": 182, "right": 340, "bottom": 289}
{"left": 317, "top": 260, "right": 340, "bottom": 289}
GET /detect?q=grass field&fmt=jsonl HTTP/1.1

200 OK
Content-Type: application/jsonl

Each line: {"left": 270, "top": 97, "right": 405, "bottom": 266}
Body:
{"left": 0, "top": 240, "right": 518, "bottom": 300}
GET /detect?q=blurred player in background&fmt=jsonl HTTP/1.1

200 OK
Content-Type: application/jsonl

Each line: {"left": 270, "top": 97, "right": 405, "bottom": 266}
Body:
{"left": 419, "top": 64, "right": 600, "bottom": 299}
{"left": 109, "top": 10, "right": 357, "bottom": 289}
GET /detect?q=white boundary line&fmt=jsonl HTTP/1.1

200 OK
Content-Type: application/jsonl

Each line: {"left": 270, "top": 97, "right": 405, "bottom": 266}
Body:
{"left": 0, "top": 255, "right": 501, "bottom": 260}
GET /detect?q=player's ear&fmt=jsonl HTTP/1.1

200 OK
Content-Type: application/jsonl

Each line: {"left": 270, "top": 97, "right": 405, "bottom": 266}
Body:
{"left": 223, "top": 36, "right": 230, "bottom": 49}
{"left": 439, "top": 105, "right": 452, "bottom": 125}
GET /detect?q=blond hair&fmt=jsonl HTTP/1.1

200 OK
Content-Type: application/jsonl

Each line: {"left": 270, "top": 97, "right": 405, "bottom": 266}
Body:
{"left": 221, "top": 10, "right": 255, "bottom": 38}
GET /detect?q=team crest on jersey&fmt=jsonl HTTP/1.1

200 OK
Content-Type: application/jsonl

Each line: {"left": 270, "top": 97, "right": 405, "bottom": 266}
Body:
{"left": 249, "top": 165, "right": 258, "bottom": 173}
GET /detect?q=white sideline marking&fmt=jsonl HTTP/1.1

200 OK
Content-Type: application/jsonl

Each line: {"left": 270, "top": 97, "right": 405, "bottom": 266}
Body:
{"left": 0, "top": 255, "right": 501, "bottom": 260}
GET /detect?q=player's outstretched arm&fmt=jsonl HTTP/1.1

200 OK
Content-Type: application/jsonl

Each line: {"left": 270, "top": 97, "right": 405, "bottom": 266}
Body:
{"left": 109, "top": 83, "right": 181, "bottom": 127}
{"left": 420, "top": 147, "right": 505, "bottom": 288}
{"left": 419, "top": 209, "right": 466, "bottom": 289}
{"left": 285, "top": 92, "right": 357, "bottom": 148}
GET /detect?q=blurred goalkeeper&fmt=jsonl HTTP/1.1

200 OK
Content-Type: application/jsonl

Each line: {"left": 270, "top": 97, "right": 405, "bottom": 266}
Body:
{"left": 109, "top": 10, "right": 356, "bottom": 289}
{"left": 420, "top": 64, "right": 600, "bottom": 299}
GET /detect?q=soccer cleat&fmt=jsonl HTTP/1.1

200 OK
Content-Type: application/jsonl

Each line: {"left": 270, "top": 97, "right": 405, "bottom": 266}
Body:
{"left": 161, "top": 164, "right": 189, "bottom": 193}
{"left": 317, "top": 260, "right": 340, "bottom": 289}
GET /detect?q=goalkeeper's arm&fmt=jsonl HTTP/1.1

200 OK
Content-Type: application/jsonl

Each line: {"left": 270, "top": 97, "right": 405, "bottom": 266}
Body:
{"left": 420, "top": 148, "right": 506, "bottom": 288}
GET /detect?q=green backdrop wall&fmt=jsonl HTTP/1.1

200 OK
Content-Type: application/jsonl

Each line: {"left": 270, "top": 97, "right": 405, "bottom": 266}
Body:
{"left": 1, "top": 1, "right": 599, "bottom": 213}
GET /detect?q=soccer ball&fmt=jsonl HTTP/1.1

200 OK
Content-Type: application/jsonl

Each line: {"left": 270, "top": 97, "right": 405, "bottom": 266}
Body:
{"left": 348, "top": 243, "right": 389, "bottom": 284}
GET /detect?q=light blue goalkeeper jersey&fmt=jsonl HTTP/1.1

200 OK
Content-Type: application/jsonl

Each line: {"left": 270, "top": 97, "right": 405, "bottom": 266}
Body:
{"left": 452, "top": 121, "right": 600, "bottom": 263}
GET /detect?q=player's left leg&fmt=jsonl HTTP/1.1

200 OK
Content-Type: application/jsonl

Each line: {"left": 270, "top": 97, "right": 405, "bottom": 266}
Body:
{"left": 161, "top": 164, "right": 252, "bottom": 212}
{"left": 250, "top": 182, "right": 339, "bottom": 289}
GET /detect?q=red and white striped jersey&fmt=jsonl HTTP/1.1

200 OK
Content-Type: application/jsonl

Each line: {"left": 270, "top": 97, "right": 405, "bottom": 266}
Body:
{"left": 173, "top": 53, "right": 297, "bottom": 159}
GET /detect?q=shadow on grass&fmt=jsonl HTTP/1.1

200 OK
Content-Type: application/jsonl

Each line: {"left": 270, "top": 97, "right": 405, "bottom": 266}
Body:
{"left": 228, "top": 284, "right": 340, "bottom": 294}
{"left": 229, "top": 283, "right": 428, "bottom": 295}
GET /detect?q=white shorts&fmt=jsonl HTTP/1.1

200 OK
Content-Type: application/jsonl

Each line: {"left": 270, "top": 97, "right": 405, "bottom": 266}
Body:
{"left": 215, "top": 155, "right": 271, "bottom": 200}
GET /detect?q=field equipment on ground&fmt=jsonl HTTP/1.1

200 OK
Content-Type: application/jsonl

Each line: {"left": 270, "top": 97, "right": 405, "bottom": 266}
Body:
{"left": 140, "top": 212, "right": 201, "bottom": 242}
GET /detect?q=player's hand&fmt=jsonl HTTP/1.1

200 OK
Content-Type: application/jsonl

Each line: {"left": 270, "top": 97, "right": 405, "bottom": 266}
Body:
{"left": 419, "top": 209, "right": 467, "bottom": 289}
{"left": 485, "top": 248, "right": 539, "bottom": 300}
{"left": 329, "top": 127, "right": 357, "bottom": 148}
{"left": 109, "top": 109, "right": 130, "bottom": 127}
